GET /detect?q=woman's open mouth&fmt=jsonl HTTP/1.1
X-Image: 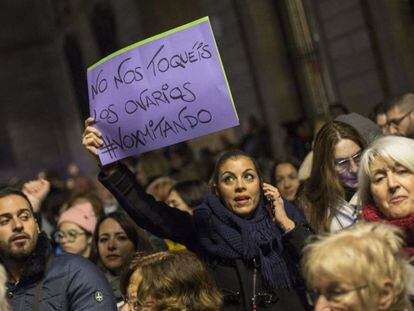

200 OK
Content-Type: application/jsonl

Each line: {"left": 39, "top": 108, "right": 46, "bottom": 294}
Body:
{"left": 234, "top": 195, "right": 251, "bottom": 206}
{"left": 106, "top": 254, "right": 121, "bottom": 261}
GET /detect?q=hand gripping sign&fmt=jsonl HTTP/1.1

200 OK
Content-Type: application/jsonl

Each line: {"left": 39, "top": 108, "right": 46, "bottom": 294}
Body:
{"left": 87, "top": 17, "right": 239, "bottom": 165}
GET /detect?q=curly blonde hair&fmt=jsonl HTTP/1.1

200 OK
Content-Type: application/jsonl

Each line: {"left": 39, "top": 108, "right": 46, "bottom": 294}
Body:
{"left": 121, "top": 251, "right": 222, "bottom": 310}
{"left": 302, "top": 222, "right": 413, "bottom": 311}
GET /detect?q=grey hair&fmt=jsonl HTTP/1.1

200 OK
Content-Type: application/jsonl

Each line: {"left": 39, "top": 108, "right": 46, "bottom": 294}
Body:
{"left": 358, "top": 136, "right": 414, "bottom": 206}
{"left": 0, "top": 264, "right": 9, "bottom": 311}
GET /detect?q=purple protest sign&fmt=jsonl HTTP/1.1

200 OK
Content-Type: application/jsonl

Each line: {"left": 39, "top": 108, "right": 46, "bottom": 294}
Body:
{"left": 87, "top": 16, "right": 239, "bottom": 165}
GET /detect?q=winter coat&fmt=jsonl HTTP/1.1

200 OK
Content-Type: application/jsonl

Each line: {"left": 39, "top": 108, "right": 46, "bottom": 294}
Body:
{"left": 99, "top": 164, "right": 313, "bottom": 311}
{"left": 6, "top": 232, "right": 117, "bottom": 311}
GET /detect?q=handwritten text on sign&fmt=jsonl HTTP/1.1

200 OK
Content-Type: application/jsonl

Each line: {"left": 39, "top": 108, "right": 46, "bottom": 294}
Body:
{"left": 87, "top": 17, "right": 239, "bottom": 165}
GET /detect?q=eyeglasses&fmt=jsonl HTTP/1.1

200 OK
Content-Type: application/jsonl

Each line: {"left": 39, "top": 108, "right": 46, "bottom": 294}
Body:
{"left": 334, "top": 150, "right": 362, "bottom": 172}
{"left": 53, "top": 230, "right": 86, "bottom": 243}
{"left": 386, "top": 110, "right": 412, "bottom": 128}
{"left": 307, "top": 285, "right": 368, "bottom": 305}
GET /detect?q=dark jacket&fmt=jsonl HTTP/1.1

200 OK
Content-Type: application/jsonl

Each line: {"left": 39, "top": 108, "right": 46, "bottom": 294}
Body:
{"left": 6, "top": 232, "right": 117, "bottom": 311}
{"left": 99, "top": 164, "right": 312, "bottom": 311}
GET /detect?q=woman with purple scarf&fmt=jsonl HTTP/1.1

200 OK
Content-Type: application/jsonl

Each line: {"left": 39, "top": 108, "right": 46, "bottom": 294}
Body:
{"left": 83, "top": 118, "right": 312, "bottom": 310}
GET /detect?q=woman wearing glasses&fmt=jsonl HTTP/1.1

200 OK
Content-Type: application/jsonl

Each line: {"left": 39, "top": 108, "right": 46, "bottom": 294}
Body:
{"left": 55, "top": 202, "right": 97, "bottom": 257}
{"left": 302, "top": 222, "right": 413, "bottom": 311}
{"left": 300, "top": 121, "right": 367, "bottom": 233}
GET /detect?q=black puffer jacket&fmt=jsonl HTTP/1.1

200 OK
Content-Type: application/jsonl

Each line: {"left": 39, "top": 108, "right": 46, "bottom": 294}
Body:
{"left": 99, "top": 164, "right": 313, "bottom": 311}
{"left": 6, "top": 232, "right": 117, "bottom": 311}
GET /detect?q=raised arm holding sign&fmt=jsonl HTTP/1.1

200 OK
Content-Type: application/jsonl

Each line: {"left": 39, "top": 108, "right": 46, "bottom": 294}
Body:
{"left": 83, "top": 18, "right": 312, "bottom": 311}
{"left": 86, "top": 16, "right": 238, "bottom": 165}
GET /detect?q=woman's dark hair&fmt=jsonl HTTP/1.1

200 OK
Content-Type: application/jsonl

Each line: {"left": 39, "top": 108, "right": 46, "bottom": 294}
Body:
{"left": 209, "top": 149, "right": 263, "bottom": 193}
{"left": 170, "top": 180, "right": 209, "bottom": 209}
{"left": 89, "top": 211, "right": 153, "bottom": 264}
{"left": 0, "top": 188, "right": 33, "bottom": 212}
{"left": 270, "top": 157, "right": 300, "bottom": 186}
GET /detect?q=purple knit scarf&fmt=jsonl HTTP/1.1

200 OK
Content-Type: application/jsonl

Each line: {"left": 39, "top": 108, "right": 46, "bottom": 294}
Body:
{"left": 194, "top": 192, "right": 294, "bottom": 289}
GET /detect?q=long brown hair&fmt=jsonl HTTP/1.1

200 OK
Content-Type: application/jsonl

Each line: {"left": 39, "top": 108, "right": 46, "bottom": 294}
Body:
{"left": 300, "top": 121, "right": 366, "bottom": 233}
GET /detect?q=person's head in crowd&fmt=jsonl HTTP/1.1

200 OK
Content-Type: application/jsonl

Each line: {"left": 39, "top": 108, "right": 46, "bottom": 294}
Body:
{"left": 55, "top": 202, "right": 96, "bottom": 257}
{"left": 165, "top": 142, "right": 194, "bottom": 172}
{"left": 40, "top": 185, "right": 70, "bottom": 226}
{"left": 0, "top": 188, "right": 38, "bottom": 258}
{"left": 94, "top": 180, "right": 119, "bottom": 214}
{"left": 297, "top": 115, "right": 331, "bottom": 182}
{"left": 302, "top": 222, "right": 414, "bottom": 311}
{"left": 313, "top": 115, "right": 331, "bottom": 139}
{"left": 166, "top": 180, "right": 209, "bottom": 215}
{"left": 120, "top": 251, "right": 222, "bottom": 311}
{"left": 301, "top": 121, "right": 367, "bottom": 233}
{"left": 209, "top": 149, "right": 264, "bottom": 218}
{"left": 135, "top": 151, "right": 170, "bottom": 187}
{"left": 145, "top": 177, "right": 176, "bottom": 202}
{"left": 37, "top": 169, "right": 66, "bottom": 191}
{"left": 90, "top": 212, "right": 153, "bottom": 275}
{"left": 66, "top": 175, "right": 94, "bottom": 194}
{"left": 66, "top": 192, "right": 105, "bottom": 219}
{"left": 271, "top": 158, "right": 301, "bottom": 203}
{"left": 369, "top": 102, "right": 388, "bottom": 134}
{"left": 197, "top": 147, "right": 217, "bottom": 182}
{"left": 329, "top": 102, "right": 349, "bottom": 119}
{"left": 386, "top": 92, "right": 414, "bottom": 137}
{"left": 0, "top": 264, "right": 9, "bottom": 311}
{"left": 90, "top": 212, "right": 153, "bottom": 305}
{"left": 359, "top": 135, "right": 414, "bottom": 256}
{"left": 242, "top": 114, "right": 259, "bottom": 134}
{"left": 0, "top": 188, "right": 39, "bottom": 273}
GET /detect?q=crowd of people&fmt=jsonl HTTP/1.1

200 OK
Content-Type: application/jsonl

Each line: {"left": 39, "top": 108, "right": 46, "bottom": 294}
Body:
{"left": 1, "top": 92, "right": 414, "bottom": 310}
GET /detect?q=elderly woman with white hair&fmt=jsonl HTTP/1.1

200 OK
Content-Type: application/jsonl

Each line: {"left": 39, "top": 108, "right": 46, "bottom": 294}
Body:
{"left": 358, "top": 135, "right": 414, "bottom": 257}
{"left": 302, "top": 222, "right": 414, "bottom": 311}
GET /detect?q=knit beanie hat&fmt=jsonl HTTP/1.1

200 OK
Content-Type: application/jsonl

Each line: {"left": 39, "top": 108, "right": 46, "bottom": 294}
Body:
{"left": 58, "top": 202, "right": 97, "bottom": 234}
{"left": 336, "top": 112, "right": 382, "bottom": 144}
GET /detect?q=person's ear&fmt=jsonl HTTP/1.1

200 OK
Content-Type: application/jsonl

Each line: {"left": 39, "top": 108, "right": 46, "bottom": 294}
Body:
{"left": 35, "top": 218, "right": 40, "bottom": 233}
{"left": 213, "top": 184, "right": 219, "bottom": 196}
{"left": 377, "top": 280, "right": 395, "bottom": 310}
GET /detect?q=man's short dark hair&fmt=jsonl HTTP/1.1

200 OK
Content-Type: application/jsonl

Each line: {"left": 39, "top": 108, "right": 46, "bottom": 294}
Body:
{"left": 369, "top": 102, "right": 386, "bottom": 122}
{"left": 386, "top": 92, "right": 414, "bottom": 113}
{"left": 0, "top": 187, "right": 34, "bottom": 213}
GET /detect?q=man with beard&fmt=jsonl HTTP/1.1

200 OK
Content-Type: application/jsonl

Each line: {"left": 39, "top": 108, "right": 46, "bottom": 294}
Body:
{"left": 386, "top": 92, "right": 414, "bottom": 138}
{"left": 0, "top": 188, "right": 117, "bottom": 311}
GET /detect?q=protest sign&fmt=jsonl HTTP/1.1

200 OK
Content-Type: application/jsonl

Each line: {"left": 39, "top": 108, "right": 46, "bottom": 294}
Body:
{"left": 87, "top": 16, "right": 239, "bottom": 165}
